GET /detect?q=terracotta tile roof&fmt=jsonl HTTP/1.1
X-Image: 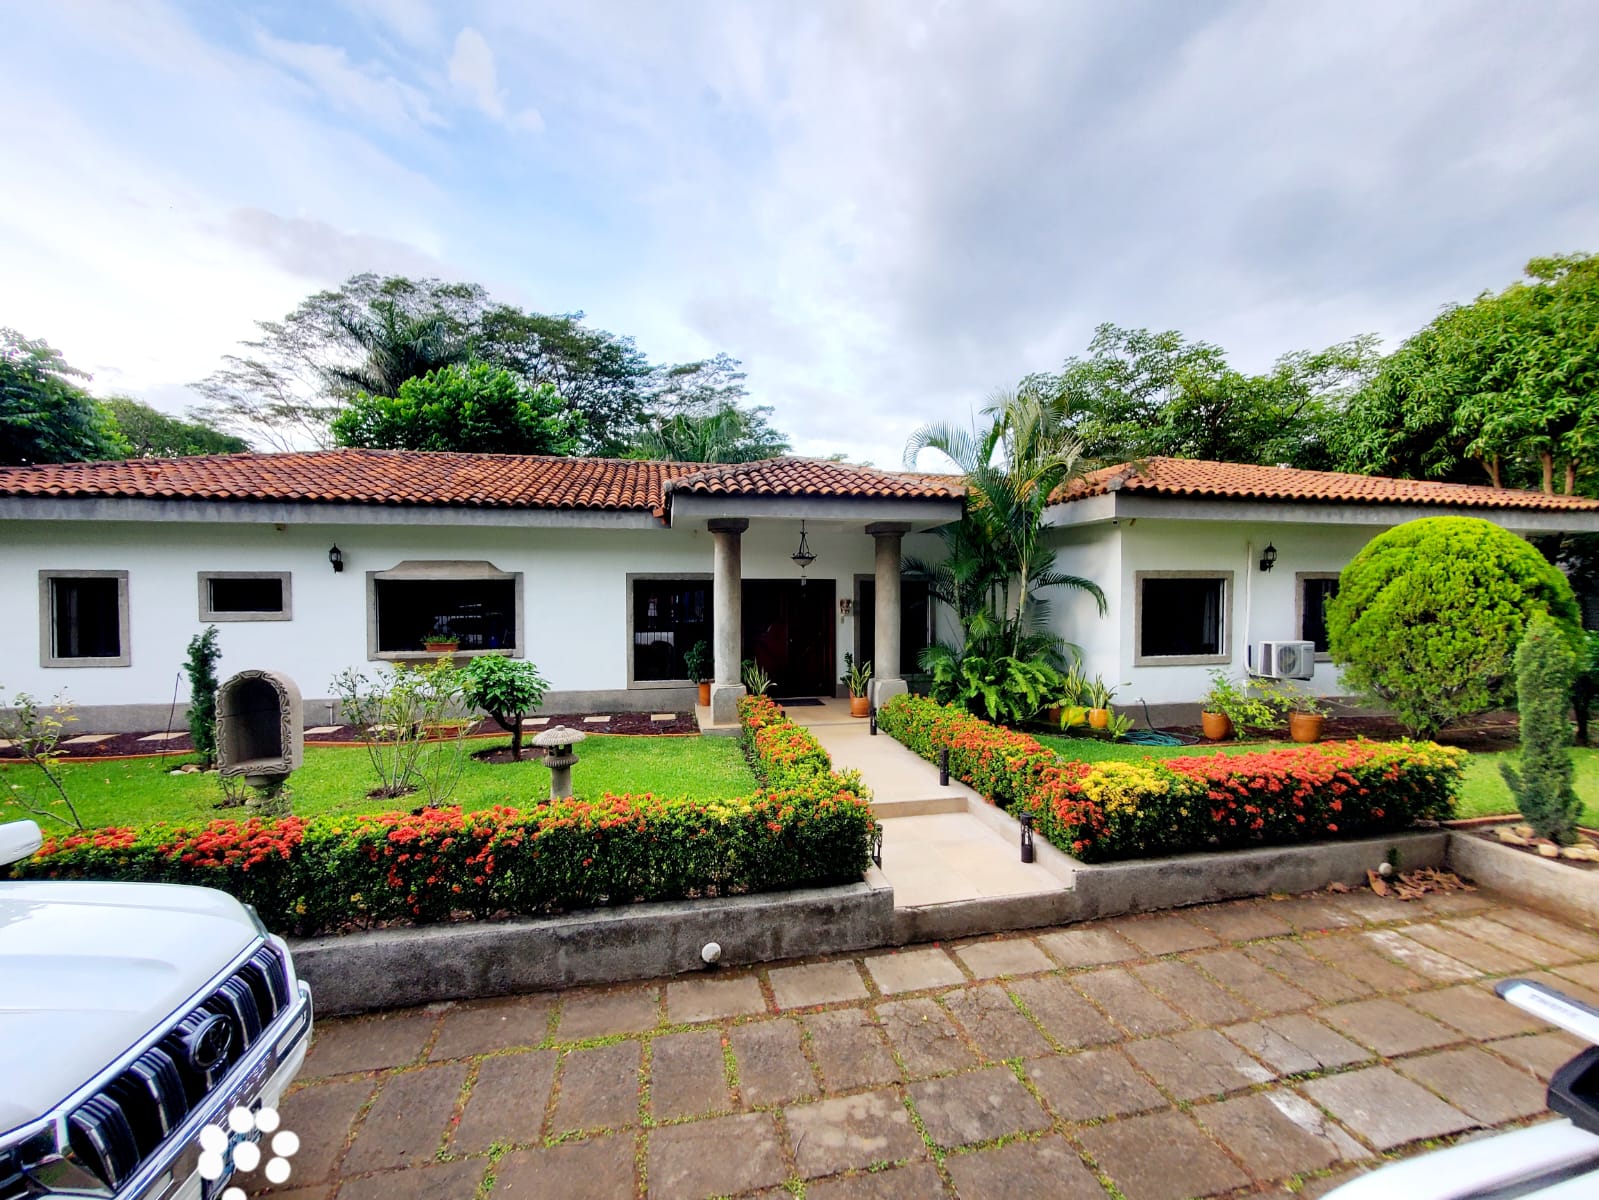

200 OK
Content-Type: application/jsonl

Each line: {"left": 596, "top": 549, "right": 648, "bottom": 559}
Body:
{"left": 1054, "top": 457, "right": 1599, "bottom": 512}
{"left": 0, "top": 449, "right": 962, "bottom": 517}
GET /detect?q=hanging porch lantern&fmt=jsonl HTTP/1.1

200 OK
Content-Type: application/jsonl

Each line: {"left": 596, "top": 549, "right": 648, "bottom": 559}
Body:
{"left": 791, "top": 520, "right": 817, "bottom": 585}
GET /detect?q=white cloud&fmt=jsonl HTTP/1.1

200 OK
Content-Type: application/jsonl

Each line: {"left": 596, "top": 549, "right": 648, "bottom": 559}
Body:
{"left": 448, "top": 26, "right": 542, "bottom": 132}
{"left": 255, "top": 29, "right": 444, "bottom": 133}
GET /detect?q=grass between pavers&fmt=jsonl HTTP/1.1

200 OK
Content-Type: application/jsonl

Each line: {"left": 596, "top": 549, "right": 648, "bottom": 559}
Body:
{"left": 1037, "top": 733, "right": 1599, "bottom": 828}
{"left": 0, "top": 734, "right": 758, "bottom": 830}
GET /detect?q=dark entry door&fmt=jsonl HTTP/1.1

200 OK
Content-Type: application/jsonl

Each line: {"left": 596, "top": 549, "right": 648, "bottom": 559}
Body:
{"left": 742, "top": 579, "right": 836, "bottom": 697}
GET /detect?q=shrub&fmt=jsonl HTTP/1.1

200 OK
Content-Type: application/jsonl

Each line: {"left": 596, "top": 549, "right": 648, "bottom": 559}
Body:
{"left": 1326, "top": 516, "right": 1582, "bottom": 736}
{"left": 877, "top": 694, "right": 1462, "bottom": 862}
{"left": 1503, "top": 611, "right": 1582, "bottom": 843}
{"left": 330, "top": 658, "right": 468, "bottom": 801}
{"left": 922, "top": 647, "right": 1064, "bottom": 724}
{"left": 462, "top": 656, "right": 550, "bottom": 761}
{"left": 185, "top": 626, "right": 222, "bottom": 769}
{"left": 14, "top": 696, "right": 876, "bottom": 936}
{"left": 0, "top": 688, "right": 86, "bottom": 831}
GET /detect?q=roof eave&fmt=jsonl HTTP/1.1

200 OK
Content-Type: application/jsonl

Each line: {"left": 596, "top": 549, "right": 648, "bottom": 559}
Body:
{"left": 1044, "top": 491, "right": 1599, "bottom": 533}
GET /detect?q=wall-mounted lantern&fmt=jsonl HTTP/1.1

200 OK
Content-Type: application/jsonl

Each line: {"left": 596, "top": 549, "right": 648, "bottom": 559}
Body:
{"left": 328, "top": 545, "right": 345, "bottom": 574}
{"left": 1259, "top": 543, "right": 1278, "bottom": 573}
{"left": 838, "top": 597, "right": 854, "bottom": 617}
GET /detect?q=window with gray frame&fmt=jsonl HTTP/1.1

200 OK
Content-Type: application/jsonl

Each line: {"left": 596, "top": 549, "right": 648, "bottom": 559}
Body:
{"left": 629, "top": 575, "right": 712, "bottom": 685}
{"left": 198, "top": 571, "right": 292, "bottom": 621}
{"left": 367, "top": 561, "right": 522, "bottom": 659}
{"left": 1298, "top": 573, "right": 1340, "bottom": 656}
{"left": 1135, "top": 571, "right": 1231, "bottom": 665}
{"left": 40, "top": 570, "right": 130, "bottom": 667}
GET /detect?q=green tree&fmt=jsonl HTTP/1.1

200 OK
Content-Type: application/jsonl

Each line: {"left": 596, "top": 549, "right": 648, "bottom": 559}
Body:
{"left": 326, "top": 298, "right": 473, "bottom": 399}
{"left": 1, "top": 330, "right": 127, "bottom": 465}
{"left": 1326, "top": 517, "right": 1582, "bottom": 736}
{"left": 105, "top": 398, "right": 249, "bottom": 456}
{"left": 461, "top": 656, "right": 550, "bottom": 761}
{"left": 1337, "top": 253, "right": 1599, "bottom": 491}
{"left": 1502, "top": 611, "right": 1582, "bottom": 843}
{"left": 630, "top": 401, "right": 790, "bottom": 462}
{"left": 184, "top": 626, "right": 223, "bottom": 769}
{"left": 331, "top": 363, "right": 584, "bottom": 454}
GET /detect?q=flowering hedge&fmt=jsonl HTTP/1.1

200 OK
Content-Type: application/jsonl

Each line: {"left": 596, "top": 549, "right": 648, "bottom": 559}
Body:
{"left": 876, "top": 695, "right": 1462, "bottom": 862}
{"left": 10, "top": 701, "right": 875, "bottom": 935}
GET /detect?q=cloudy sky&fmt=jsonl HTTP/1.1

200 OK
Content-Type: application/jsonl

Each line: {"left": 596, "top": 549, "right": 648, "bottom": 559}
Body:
{"left": 3, "top": 1, "right": 1596, "bottom": 466}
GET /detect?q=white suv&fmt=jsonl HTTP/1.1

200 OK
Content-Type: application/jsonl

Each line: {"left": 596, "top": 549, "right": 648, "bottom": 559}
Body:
{"left": 0, "top": 820, "right": 313, "bottom": 1199}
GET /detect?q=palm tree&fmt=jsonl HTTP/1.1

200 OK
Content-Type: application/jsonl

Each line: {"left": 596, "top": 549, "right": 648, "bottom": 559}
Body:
{"left": 631, "top": 401, "right": 791, "bottom": 463}
{"left": 325, "top": 300, "right": 473, "bottom": 399}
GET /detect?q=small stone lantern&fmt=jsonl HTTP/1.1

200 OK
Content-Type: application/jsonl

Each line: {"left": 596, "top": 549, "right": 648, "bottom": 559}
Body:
{"left": 533, "top": 726, "right": 586, "bottom": 800}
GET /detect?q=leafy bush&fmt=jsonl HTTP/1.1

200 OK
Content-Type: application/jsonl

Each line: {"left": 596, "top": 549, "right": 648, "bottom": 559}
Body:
{"left": 0, "top": 688, "right": 85, "bottom": 830}
{"left": 1503, "top": 611, "right": 1582, "bottom": 843}
{"left": 330, "top": 659, "right": 469, "bottom": 802}
{"left": 1199, "top": 671, "right": 1285, "bottom": 737}
{"left": 14, "top": 696, "right": 876, "bottom": 936}
{"left": 877, "top": 695, "right": 1462, "bottom": 862}
{"left": 184, "top": 626, "right": 222, "bottom": 769}
{"left": 462, "top": 656, "right": 550, "bottom": 761}
{"left": 1326, "top": 516, "right": 1582, "bottom": 736}
{"left": 921, "top": 647, "right": 1063, "bottom": 724}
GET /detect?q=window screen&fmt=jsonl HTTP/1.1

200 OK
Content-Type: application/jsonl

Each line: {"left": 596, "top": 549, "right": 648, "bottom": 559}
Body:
{"left": 633, "top": 579, "right": 712, "bottom": 681}
{"left": 1139, "top": 576, "right": 1226, "bottom": 658}
{"left": 1301, "top": 576, "right": 1340, "bottom": 653}
{"left": 52, "top": 576, "right": 122, "bottom": 660}
{"left": 208, "top": 576, "right": 285, "bottom": 614}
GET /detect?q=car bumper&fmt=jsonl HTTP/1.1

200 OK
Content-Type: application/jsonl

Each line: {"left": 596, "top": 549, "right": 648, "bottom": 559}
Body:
{"left": 1326, "top": 1118, "right": 1599, "bottom": 1199}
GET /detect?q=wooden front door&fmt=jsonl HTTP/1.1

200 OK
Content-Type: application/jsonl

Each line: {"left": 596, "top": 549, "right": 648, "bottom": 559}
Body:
{"left": 741, "top": 579, "right": 836, "bottom": 697}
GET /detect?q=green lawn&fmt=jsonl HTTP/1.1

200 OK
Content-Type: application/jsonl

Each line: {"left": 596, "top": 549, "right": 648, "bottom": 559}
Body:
{"left": 0, "top": 735, "right": 757, "bottom": 831}
{"left": 1036, "top": 732, "right": 1599, "bottom": 828}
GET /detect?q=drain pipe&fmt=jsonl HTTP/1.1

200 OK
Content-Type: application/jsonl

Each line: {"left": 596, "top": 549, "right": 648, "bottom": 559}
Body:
{"left": 1242, "top": 539, "right": 1254, "bottom": 675}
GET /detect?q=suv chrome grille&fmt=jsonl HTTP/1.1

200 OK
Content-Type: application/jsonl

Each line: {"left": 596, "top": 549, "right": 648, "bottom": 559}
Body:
{"left": 63, "top": 942, "right": 291, "bottom": 1192}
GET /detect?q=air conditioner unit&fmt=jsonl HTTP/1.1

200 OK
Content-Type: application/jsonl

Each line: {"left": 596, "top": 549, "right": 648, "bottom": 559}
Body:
{"left": 1250, "top": 640, "right": 1316, "bottom": 681}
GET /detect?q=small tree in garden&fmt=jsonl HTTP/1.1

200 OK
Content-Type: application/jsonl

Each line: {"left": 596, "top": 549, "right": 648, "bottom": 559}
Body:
{"left": 184, "top": 625, "right": 222, "bottom": 769}
{"left": 330, "top": 659, "right": 467, "bottom": 800}
{"left": 1502, "top": 612, "right": 1583, "bottom": 843}
{"left": 1327, "top": 516, "right": 1582, "bottom": 736}
{"left": 0, "top": 688, "right": 85, "bottom": 830}
{"left": 461, "top": 656, "right": 550, "bottom": 761}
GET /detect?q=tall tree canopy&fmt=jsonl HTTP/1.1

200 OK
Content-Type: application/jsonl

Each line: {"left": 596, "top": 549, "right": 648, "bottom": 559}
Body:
{"left": 331, "top": 363, "right": 584, "bottom": 455}
{"left": 1025, "top": 324, "right": 1379, "bottom": 469}
{"left": 1336, "top": 253, "right": 1599, "bottom": 492}
{"left": 0, "top": 330, "right": 126, "bottom": 465}
{"left": 103, "top": 398, "right": 248, "bottom": 457}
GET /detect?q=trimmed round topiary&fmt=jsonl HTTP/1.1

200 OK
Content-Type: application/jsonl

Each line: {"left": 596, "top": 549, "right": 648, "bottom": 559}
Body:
{"left": 1326, "top": 516, "right": 1581, "bottom": 736}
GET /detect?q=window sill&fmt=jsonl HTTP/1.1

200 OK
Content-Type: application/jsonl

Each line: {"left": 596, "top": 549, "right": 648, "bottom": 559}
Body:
{"left": 372, "top": 648, "right": 522, "bottom": 662}
{"left": 627, "top": 679, "right": 696, "bottom": 690}
{"left": 42, "top": 658, "right": 132, "bottom": 668}
{"left": 201, "top": 611, "right": 292, "bottom": 623}
{"left": 1133, "top": 653, "right": 1230, "bottom": 668}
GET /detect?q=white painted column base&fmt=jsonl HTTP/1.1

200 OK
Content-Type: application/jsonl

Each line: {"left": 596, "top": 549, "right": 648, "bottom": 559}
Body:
{"left": 871, "top": 677, "right": 908, "bottom": 710}
{"left": 710, "top": 683, "right": 747, "bottom": 726}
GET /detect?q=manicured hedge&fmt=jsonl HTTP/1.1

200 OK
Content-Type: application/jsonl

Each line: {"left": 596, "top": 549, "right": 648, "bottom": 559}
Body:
{"left": 877, "top": 695, "right": 1462, "bottom": 862}
{"left": 12, "top": 702, "right": 875, "bottom": 935}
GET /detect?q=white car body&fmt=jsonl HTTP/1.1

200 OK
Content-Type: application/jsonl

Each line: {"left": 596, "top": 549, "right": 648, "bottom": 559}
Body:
{"left": 0, "top": 821, "right": 313, "bottom": 1199}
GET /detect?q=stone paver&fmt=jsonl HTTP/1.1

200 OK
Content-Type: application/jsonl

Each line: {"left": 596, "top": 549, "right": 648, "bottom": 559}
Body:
{"left": 784, "top": 1089, "right": 926, "bottom": 1176}
{"left": 1301, "top": 1066, "right": 1476, "bottom": 1150}
{"left": 768, "top": 960, "right": 868, "bottom": 1008}
{"left": 666, "top": 974, "right": 766, "bottom": 1023}
{"left": 646, "top": 1112, "right": 787, "bottom": 1198}
{"left": 1078, "top": 1109, "right": 1250, "bottom": 1200}
{"left": 944, "top": 1135, "right": 1106, "bottom": 1199}
{"left": 908, "top": 1064, "right": 1051, "bottom": 1146}
{"left": 293, "top": 892, "right": 1599, "bottom": 1200}
{"left": 862, "top": 946, "right": 966, "bottom": 993}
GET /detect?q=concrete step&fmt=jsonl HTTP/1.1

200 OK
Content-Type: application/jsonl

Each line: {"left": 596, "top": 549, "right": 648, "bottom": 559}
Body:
{"left": 872, "top": 796, "right": 970, "bottom": 818}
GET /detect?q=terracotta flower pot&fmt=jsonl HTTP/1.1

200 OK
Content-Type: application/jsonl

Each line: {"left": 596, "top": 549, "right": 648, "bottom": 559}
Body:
{"left": 424, "top": 641, "right": 459, "bottom": 655}
{"left": 1044, "top": 706, "right": 1063, "bottom": 726}
{"left": 1088, "top": 707, "right": 1111, "bottom": 730}
{"left": 697, "top": 682, "right": 711, "bottom": 707}
{"left": 1201, "top": 710, "right": 1232, "bottom": 741}
{"left": 850, "top": 695, "right": 870, "bottom": 718}
{"left": 1289, "top": 712, "right": 1325, "bottom": 743}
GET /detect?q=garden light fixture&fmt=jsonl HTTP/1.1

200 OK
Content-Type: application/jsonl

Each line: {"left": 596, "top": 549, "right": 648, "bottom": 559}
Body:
{"left": 1259, "top": 543, "right": 1277, "bottom": 572}
{"left": 328, "top": 545, "right": 344, "bottom": 573}
{"left": 1020, "top": 813, "right": 1036, "bottom": 863}
{"left": 791, "top": 520, "right": 816, "bottom": 583}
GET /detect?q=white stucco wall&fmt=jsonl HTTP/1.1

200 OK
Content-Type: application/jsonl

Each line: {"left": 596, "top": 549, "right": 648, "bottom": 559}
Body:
{"left": 1047, "top": 524, "right": 1121, "bottom": 678}
{"left": 0, "top": 515, "right": 885, "bottom": 721}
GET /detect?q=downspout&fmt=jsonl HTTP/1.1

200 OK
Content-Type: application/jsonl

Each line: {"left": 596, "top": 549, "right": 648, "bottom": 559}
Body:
{"left": 1242, "top": 539, "right": 1253, "bottom": 675}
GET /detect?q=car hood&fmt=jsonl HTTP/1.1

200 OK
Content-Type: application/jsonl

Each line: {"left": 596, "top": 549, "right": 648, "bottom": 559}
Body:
{"left": 0, "top": 881, "right": 262, "bottom": 1137}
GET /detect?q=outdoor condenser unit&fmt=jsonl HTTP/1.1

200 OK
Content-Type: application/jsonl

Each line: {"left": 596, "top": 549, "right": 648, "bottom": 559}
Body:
{"left": 1249, "top": 639, "right": 1316, "bottom": 681}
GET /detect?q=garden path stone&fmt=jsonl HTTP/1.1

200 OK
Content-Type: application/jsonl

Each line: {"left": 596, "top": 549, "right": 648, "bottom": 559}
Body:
{"left": 862, "top": 946, "right": 966, "bottom": 993}
{"left": 1074, "top": 967, "right": 1189, "bottom": 1036}
{"left": 1219, "top": 1014, "right": 1371, "bottom": 1076}
{"left": 667, "top": 974, "right": 767, "bottom": 1022}
{"left": 1491, "top": 908, "right": 1599, "bottom": 957}
{"left": 557, "top": 985, "right": 660, "bottom": 1040}
{"left": 1131, "top": 959, "right": 1253, "bottom": 1024}
{"left": 1301, "top": 1066, "right": 1476, "bottom": 1151}
{"left": 276, "top": 1079, "right": 375, "bottom": 1183}
{"left": 768, "top": 960, "right": 867, "bottom": 1008}
{"left": 1077, "top": 1109, "right": 1249, "bottom": 1200}
{"left": 341, "top": 1063, "right": 467, "bottom": 1173}
{"left": 1267, "top": 896, "right": 1365, "bottom": 932}
{"left": 1037, "top": 926, "right": 1140, "bottom": 966}
{"left": 953, "top": 937, "right": 1053, "bottom": 978}
{"left": 646, "top": 1112, "right": 787, "bottom": 1199}
{"left": 651, "top": 1029, "right": 730, "bottom": 1120}
{"left": 784, "top": 1089, "right": 926, "bottom": 1176}
{"left": 1485, "top": 1030, "right": 1588, "bottom": 1079}
{"left": 552, "top": 1041, "right": 642, "bottom": 1133}
{"left": 940, "top": 983, "right": 1052, "bottom": 1059}
{"left": 1304, "top": 935, "right": 1431, "bottom": 993}
{"left": 334, "top": 1159, "right": 486, "bottom": 1200}
{"left": 1397, "top": 923, "right": 1527, "bottom": 974}
{"left": 1184, "top": 948, "right": 1315, "bottom": 1013}
{"left": 907, "top": 1065, "right": 1051, "bottom": 1146}
{"left": 1191, "top": 1090, "right": 1363, "bottom": 1180}
{"left": 877, "top": 997, "right": 977, "bottom": 1076}
{"left": 453, "top": 1049, "right": 556, "bottom": 1150}
{"left": 1026, "top": 1047, "right": 1165, "bottom": 1119}
{"left": 1404, "top": 983, "right": 1551, "bottom": 1039}
{"left": 1447, "top": 915, "right": 1574, "bottom": 965}
{"left": 1363, "top": 929, "right": 1479, "bottom": 982}
{"left": 1315, "top": 997, "right": 1461, "bottom": 1056}
{"left": 944, "top": 1135, "right": 1106, "bottom": 1199}
{"left": 803, "top": 1162, "right": 944, "bottom": 1199}
{"left": 729, "top": 1018, "right": 817, "bottom": 1107}
{"left": 492, "top": 1133, "right": 638, "bottom": 1200}
{"left": 1110, "top": 913, "right": 1219, "bottom": 955}
{"left": 1183, "top": 900, "right": 1294, "bottom": 941}
{"left": 1397, "top": 1047, "right": 1552, "bottom": 1124}
{"left": 304, "top": 1011, "right": 435, "bottom": 1076}
{"left": 1242, "top": 939, "right": 1373, "bottom": 1003}
{"left": 801, "top": 1008, "right": 900, "bottom": 1090}
{"left": 1010, "top": 975, "right": 1121, "bottom": 1048}
{"left": 1123, "top": 1028, "right": 1274, "bottom": 1101}
{"left": 431, "top": 993, "right": 551, "bottom": 1059}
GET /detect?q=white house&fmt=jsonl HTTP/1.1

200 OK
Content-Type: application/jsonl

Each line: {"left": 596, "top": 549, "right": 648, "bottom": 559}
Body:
{"left": 2, "top": 449, "right": 1596, "bottom": 731}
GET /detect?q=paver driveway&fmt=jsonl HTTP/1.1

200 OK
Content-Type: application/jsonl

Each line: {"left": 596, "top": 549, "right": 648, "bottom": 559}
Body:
{"left": 268, "top": 888, "right": 1599, "bottom": 1199}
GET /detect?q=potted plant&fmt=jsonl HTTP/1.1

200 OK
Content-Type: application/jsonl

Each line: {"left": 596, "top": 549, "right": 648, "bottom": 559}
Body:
{"left": 1199, "top": 670, "right": 1280, "bottom": 740}
{"left": 1285, "top": 688, "right": 1329, "bottom": 743}
{"left": 684, "top": 639, "right": 712, "bottom": 707}
{"left": 1086, "top": 676, "right": 1118, "bottom": 730}
{"left": 1045, "top": 667, "right": 1085, "bottom": 726}
{"left": 423, "top": 625, "right": 459, "bottom": 654}
{"left": 842, "top": 652, "right": 874, "bottom": 717}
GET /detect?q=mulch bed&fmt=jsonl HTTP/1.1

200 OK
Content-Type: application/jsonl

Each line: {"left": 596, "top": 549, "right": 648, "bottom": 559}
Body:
{"left": 1161, "top": 712, "right": 1526, "bottom": 752}
{"left": 1, "top": 711, "right": 702, "bottom": 762}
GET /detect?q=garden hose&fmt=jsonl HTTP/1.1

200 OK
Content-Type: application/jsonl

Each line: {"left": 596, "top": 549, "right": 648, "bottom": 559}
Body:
{"left": 1121, "top": 699, "right": 1200, "bottom": 747}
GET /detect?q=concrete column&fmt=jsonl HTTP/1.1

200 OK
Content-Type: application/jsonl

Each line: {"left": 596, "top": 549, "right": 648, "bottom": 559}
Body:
{"left": 868, "top": 522, "right": 911, "bottom": 709}
{"left": 708, "top": 518, "right": 748, "bottom": 724}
